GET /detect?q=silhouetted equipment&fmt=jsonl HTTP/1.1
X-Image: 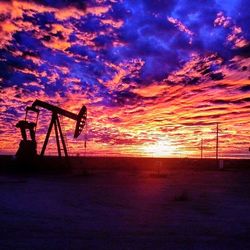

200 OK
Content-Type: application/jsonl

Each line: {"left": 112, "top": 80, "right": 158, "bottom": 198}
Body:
{"left": 16, "top": 120, "right": 36, "bottom": 142}
{"left": 15, "top": 106, "right": 40, "bottom": 161}
{"left": 216, "top": 123, "right": 219, "bottom": 160}
{"left": 16, "top": 120, "right": 37, "bottom": 160}
{"left": 16, "top": 99, "right": 87, "bottom": 160}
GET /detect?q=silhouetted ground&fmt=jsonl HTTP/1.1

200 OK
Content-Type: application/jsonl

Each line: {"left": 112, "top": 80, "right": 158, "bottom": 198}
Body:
{"left": 0, "top": 156, "right": 250, "bottom": 249}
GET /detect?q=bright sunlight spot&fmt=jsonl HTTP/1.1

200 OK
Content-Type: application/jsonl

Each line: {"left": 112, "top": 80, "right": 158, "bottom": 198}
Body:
{"left": 141, "top": 140, "right": 176, "bottom": 157}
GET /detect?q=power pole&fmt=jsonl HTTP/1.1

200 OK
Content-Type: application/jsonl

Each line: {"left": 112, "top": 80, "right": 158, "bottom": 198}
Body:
{"left": 200, "top": 138, "right": 203, "bottom": 159}
{"left": 216, "top": 122, "right": 219, "bottom": 160}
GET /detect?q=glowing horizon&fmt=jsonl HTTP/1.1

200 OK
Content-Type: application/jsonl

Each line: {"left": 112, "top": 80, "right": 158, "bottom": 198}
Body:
{"left": 0, "top": 0, "right": 250, "bottom": 158}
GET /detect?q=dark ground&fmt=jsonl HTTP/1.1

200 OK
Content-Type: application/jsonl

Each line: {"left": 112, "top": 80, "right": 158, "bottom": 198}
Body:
{"left": 0, "top": 156, "right": 250, "bottom": 249}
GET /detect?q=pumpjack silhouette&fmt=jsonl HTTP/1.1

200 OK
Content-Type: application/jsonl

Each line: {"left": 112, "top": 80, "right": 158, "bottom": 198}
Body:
{"left": 16, "top": 100, "right": 87, "bottom": 162}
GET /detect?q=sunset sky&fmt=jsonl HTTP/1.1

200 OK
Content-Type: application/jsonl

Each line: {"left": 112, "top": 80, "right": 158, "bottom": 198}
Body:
{"left": 0, "top": 0, "right": 250, "bottom": 158}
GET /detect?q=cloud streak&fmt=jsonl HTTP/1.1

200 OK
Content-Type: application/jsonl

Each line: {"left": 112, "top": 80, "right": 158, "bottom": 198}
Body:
{"left": 0, "top": 0, "right": 250, "bottom": 158}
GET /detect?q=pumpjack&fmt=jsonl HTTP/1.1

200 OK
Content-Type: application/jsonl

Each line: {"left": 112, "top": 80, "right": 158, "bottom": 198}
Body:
{"left": 16, "top": 99, "right": 87, "bottom": 160}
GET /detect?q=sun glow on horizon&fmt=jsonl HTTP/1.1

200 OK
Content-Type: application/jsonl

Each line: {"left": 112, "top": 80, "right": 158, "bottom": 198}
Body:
{"left": 141, "top": 140, "right": 177, "bottom": 157}
{"left": 0, "top": 1, "right": 250, "bottom": 159}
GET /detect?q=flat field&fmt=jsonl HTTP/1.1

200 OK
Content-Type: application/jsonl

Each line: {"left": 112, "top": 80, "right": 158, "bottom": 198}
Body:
{"left": 0, "top": 160, "right": 250, "bottom": 249}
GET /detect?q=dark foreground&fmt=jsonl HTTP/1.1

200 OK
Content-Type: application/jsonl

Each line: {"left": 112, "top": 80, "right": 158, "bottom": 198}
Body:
{"left": 0, "top": 156, "right": 250, "bottom": 249}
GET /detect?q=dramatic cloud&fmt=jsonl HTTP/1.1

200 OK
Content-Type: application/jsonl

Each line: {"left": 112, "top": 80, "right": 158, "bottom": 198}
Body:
{"left": 0, "top": 0, "right": 250, "bottom": 158}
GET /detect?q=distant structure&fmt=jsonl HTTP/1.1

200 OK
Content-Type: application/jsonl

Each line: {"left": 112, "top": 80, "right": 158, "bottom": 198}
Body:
{"left": 15, "top": 99, "right": 87, "bottom": 160}
{"left": 216, "top": 123, "right": 219, "bottom": 160}
{"left": 200, "top": 138, "right": 203, "bottom": 159}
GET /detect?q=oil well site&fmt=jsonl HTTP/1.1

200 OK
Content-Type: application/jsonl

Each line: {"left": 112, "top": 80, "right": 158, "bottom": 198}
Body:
{"left": 1, "top": 1, "right": 250, "bottom": 248}
{"left": 0, "top": 99, "right": 250, "bottom": 250}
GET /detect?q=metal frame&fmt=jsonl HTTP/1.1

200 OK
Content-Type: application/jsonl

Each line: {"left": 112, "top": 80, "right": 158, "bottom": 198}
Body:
{"left": 40, "top": 113, "right": 68, "bottom": 157}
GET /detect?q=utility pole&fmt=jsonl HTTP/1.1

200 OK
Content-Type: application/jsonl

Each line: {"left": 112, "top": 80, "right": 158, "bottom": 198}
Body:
{"left": 216, "top": 122, "right": 219, "bottom": 160}
{"left": 200, "top": 138, "right": 203, "bottom": 159}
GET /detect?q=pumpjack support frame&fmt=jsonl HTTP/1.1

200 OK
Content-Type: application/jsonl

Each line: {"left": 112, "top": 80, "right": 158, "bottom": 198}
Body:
{"left": 41, "top": 112, "right": 69, "bottom": 157}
